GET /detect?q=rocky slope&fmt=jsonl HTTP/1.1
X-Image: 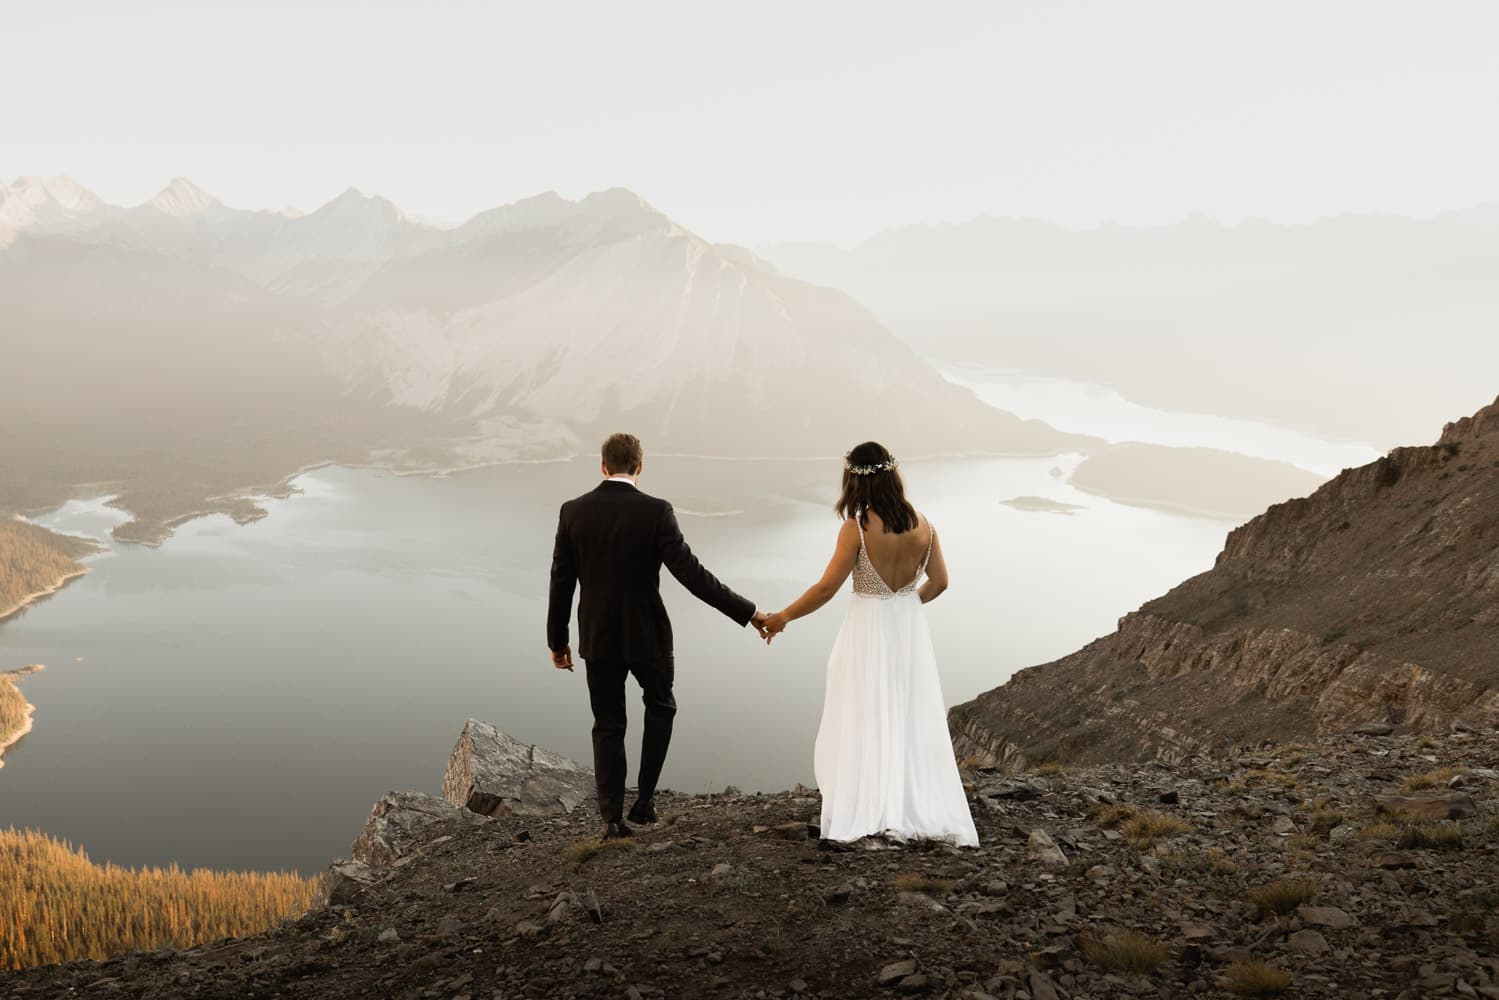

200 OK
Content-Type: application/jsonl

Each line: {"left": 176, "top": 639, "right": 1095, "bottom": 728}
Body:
{"left": 950, "top": 396, "right": 1499, "bottom": 772}
{"left": 2, "top": 722, "right": 1496, "bottom": 998}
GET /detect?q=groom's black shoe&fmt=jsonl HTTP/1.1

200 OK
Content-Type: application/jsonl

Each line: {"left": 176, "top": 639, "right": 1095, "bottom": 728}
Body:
{"left": 626, "top": 800, "right": 658, "bottom": 826}
{"left": 601, "top": 821, "right": 633, "bottom": 841}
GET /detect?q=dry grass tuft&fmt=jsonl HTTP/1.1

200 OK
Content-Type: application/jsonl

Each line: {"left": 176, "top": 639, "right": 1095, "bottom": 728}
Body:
{"left": 1088, "top": 803, "right": 1189, "bottom": 849}
{"left": 1222, "top": 961, "right": 1292, "bottom": 997}
{"left": 1078, "top": 927, "right": 1169, "bottom": 974}
{"left": 1357, "top": 820, "right": 1401, "bottom": 842}
{"left": 1248, "top": 877, "right": 1318, "bottom": 918}
{"left": 1308, "top": 808, "right": 1347, "bottom": 835}
{"left": 561, "top": 837, "right": 636, "bottom": 865}
{"left": 1088, "top": 803, "right": 1138, "bottom": 828}
{"left": 893, "top": 873, "right": 957, "bottom": 895}
{"left": 1119, "top": 810, "right": 1190, "bottom": 849}
{"left": 1401, "top": 767, "right": 1462, "bottom": 793}
{"left": 1397, "top": 821, "right": 1465, "bottom": 851}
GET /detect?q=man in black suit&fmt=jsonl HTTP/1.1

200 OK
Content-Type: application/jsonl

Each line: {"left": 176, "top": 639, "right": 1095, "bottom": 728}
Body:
{"left": 548, "top": 432, "right": 767, "bottom": 839}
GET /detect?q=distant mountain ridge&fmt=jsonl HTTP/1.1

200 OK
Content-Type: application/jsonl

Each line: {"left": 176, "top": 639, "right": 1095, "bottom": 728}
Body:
{"left": 0, "top": 176, "right": 1090, "bottom": 541}
{"left": 766, "top": 208, "right": 1499, "bottom": 448}
{"left": 0, "top": 176, "right": 109, "bottom": 231}
{"left": 949, "top": 395, "right": 1499, "bottom": 770}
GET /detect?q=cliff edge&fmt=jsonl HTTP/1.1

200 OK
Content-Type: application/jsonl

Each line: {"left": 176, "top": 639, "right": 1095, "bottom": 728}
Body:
{"left": 949, "top": 396, "right": 1499, "bottom": 772}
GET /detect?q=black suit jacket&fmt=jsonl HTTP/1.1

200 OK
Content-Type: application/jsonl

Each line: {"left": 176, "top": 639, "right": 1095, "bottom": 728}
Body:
{"left": 547, "top": 481, "right": 756, "bottom": 662}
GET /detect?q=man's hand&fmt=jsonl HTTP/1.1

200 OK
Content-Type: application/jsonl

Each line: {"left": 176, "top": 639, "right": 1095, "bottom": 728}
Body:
{"left": 550, "top": 646, "right": 574, "bottom": 672}
{"left": 751, "top": 610, "right": 771, "bottom": 640}
{"left": 762, "top": 611, "right": 789, "bottom": 645}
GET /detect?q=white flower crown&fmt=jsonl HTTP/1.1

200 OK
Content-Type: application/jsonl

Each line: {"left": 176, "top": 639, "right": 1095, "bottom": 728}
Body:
{"left": 845, "top": 454, "right": 898, "bottom": 476}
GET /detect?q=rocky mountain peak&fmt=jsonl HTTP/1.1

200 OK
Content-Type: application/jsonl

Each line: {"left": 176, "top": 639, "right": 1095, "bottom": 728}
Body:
{"left": 1440, "top": 393, "right": 1499, "bottom": 445}
{"left": 146, "top": 177, "right": 223, "bottom": 216}
{"left": 311, "top": 187, "right": 405, "bottom": 225}
{"left": 0, "top": 175, "right": 106, "bottom": 228}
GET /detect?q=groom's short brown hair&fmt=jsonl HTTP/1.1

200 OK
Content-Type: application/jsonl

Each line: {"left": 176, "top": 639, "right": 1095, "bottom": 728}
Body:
{"left": 602, "top": 432, "right": 643, "bottom": 475}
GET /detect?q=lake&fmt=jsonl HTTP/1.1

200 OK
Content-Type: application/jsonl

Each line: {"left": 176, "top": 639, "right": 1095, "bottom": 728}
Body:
{"left": 0, "top": 453, "right": 1232, "bottom": 874}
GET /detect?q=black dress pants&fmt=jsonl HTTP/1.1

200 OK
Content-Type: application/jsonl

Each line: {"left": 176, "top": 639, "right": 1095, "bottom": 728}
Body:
{"left": 583, "top": 657, "right": 676, "bottom": 823}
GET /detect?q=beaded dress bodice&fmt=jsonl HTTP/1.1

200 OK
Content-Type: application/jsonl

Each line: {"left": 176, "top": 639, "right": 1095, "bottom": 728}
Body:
{"left": 852, "top": 514, "right": 934, "bottom": 599}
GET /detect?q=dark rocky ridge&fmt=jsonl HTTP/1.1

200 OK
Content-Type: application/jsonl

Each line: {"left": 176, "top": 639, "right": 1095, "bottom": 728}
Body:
{"left": 949, "top": 396, "right": 1499, "bottom": 772}
{"left": 2, "top": 723, "right": 1497, "bottom": 998}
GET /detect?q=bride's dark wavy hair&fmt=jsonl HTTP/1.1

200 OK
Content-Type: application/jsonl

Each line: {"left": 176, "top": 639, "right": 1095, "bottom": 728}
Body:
{"left": 835, "top": 442, "right": 917, "bottom": 533}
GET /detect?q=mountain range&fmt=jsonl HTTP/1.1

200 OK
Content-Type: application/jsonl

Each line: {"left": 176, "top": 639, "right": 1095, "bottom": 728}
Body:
{"left": 1, "top": 176, "right": 1091, "bottom": 540}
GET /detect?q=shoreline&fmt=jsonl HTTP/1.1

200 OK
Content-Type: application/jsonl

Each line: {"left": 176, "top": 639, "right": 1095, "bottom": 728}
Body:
{"left": 0, "top": 665, "right": 44, "bottom": 769}
{"left": 0, "top": 567, "right": 91, "bottom": 625}
{"left": 78, "top": 446, "right": 1093, "bottom": 550}
{"left": 1067, "top": 482, "right": 1253, "bottom": 522}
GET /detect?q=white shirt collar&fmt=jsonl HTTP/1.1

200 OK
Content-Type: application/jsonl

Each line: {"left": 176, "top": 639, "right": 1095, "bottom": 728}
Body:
{"left": 605, "top": 475, "right": 638, "bottom": 488}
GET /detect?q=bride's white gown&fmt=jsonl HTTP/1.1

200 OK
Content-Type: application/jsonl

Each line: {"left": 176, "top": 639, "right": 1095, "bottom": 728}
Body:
{"left": 814, "top": 517, "right": 979, "bottom": 847}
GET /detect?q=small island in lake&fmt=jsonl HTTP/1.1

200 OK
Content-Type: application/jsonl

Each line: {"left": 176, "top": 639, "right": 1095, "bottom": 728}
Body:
{"left": 999, "top": 495, "right": 1087, "bottom": 516}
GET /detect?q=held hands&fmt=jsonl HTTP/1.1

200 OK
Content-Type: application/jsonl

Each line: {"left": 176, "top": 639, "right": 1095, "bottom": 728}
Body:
{"left": 550, "top": 645, "right": 574, "bottom": 672}
{"left": 751, "top": 610, "right": 788, "bottom": 643}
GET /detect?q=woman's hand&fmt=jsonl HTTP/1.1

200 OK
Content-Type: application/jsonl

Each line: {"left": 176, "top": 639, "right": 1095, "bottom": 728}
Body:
{"left": 762, "top": 611, "right": 789, "bottom": 644}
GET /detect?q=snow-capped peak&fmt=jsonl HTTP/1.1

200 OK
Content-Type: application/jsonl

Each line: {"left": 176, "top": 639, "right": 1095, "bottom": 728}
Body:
{"left": 12, "top": 175, "right": 105, "bottom": 211}
{"left": 147, "top": 177, "right": 223, "bottom": 217}
{"left": 0, "top": 175, "right": 106, "bottom": 228}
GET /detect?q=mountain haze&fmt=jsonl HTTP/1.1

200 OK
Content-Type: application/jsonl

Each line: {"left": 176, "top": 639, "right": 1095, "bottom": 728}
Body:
{"left": 768, "top": 211, "right": 1499, "bottom": 448}
{"left": 0, "top": 176, "right": 110, "bottom": 232}
{"left": 0, "top": 179, "right": 1086, "bottom": 539}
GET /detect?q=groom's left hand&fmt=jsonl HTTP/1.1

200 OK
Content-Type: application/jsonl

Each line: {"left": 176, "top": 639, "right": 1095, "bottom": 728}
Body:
{"left": 751, "top": 610, "right": 770, "bottom": 639}
{"left": 550, "top": 646, "right": 574, "bottom": 671}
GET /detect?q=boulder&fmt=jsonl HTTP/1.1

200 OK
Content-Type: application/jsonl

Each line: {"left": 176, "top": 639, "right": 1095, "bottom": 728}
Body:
{"left": 1288, "top": 929, "right": 1330, "bottom": 954}
{"left": 353, "top": 789, "right": 490, "bottom": 867}
{"left": 441, "top": 718, "right": 593, "bottom": 817}
{"left": 312, "top": 859, "right": 384, "bottom": 907}
{"left": 1296, "top": 905, "right": 1357, "bottom": 930}
{"left": 1352, "top": 722, "right": 1395, "bottom": 736}
{"left": 1026, "top": 829, "right": 1069, "bottom": 867}
{"left": 1373, "top": 791, "right": 1478, "bottom": 821}
{"left": 878, "top": 960, "right": 917, "bottom": 985}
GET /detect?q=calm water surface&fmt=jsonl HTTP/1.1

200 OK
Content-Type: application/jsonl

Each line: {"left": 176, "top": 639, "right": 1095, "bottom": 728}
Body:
{"left": 0, "top": 455, "right": 1229, "bottom": 873}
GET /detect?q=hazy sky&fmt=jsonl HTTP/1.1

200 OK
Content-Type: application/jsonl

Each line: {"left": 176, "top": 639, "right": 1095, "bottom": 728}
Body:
{"left": 5, "top": 1, "right": 1497, "bottom": 245}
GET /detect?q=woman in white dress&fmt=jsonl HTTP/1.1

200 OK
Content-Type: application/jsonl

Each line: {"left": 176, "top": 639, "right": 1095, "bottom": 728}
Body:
{"left": 762, "top": 443, "right": 979, "bottom": 848}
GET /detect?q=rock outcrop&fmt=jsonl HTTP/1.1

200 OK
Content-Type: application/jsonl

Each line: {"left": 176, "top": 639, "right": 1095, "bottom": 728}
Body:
{"left": 951, "top": 395, "right": 1499, "bottom": 770}
{"left": 314, "top": 721, "right": 593, "bottom": 908}
{"left": 352, "top": 790, "right": 491, "bottom": 868}
{"left": 313, "top": 790, "right": 492, "bottom": 907}
{"left": 441, "top": 718, "right": 592, "bottom": 818}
